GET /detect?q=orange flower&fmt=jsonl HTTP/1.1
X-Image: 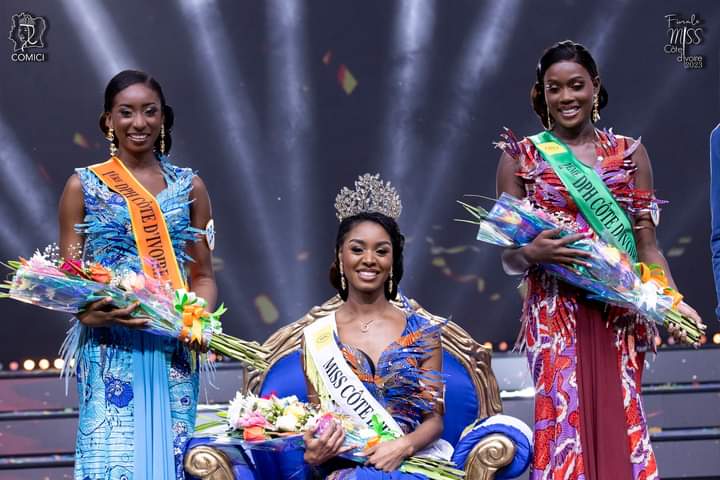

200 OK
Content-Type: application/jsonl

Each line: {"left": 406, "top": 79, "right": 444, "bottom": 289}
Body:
{"left": 243, "top": 425, "right": 268, "bottom": 442}
{"left": 365, "top": 436, "right": 381, "bottom": 450}
{"left": 88, "top": 264, "right": 112, "bottom": 284}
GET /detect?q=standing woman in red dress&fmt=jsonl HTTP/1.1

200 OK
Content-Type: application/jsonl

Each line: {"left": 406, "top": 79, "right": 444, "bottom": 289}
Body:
{"left": 495, "top": 40, "right": 703, "bottom": 479}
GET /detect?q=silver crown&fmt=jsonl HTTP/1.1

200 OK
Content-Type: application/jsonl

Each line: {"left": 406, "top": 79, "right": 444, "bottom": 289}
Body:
{"left": 334, "top": 173, "right": 402, "bottom": 222}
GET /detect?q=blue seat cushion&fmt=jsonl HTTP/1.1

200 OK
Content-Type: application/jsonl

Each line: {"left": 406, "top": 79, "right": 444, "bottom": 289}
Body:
{"left": 441, "top": 351, "right": 478, "bottom": 445}
{"left": 259, "top": 350, "right": 308, "bottom": 401}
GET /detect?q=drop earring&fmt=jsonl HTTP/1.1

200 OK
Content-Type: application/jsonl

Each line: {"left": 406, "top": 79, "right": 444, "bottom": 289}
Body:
{"left": 106, "top": 128, "right": 117, "bottom": 157}
{"left": 160, "top": 124, "right": 166, "bottom": 155}
{"left": 338, "top": 256, "right": 346, "bottom": 291}
{"left": 592, "top": 94, "right": 601, "bottom": 123}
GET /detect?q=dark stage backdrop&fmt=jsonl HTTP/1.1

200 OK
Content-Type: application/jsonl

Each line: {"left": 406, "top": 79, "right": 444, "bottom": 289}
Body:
{"left": 0, "top": 0, "right": 718, "bottom": 365}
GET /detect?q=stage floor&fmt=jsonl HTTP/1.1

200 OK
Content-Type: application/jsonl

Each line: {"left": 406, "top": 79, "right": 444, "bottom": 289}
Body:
{"left": 1, "top": 348, "right": 718, "bottom": 479}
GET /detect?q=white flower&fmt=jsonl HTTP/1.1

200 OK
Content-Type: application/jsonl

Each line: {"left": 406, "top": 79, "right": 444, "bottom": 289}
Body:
{"left": 284, "top": 403, "right": 307, "bottom": 418}
{"left": 227, "top": 392, "right": 245, "bottom": 429}
{"left": 638, "top": 281, "right": 659, "bottom": 312}
{"left": 256, "top": 397, "right": 273, "bottom": 412}
{"left": 276, "top": 414, "right": 300, "bottom": 432}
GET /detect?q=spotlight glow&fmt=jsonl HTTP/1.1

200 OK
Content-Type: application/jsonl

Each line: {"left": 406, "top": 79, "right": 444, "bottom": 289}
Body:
{"left": 53, "top": 358, "right": 65, "bottom": 370}
{"left": 23, "top": 359, "right": 35, "bottom": 371}
{"left": 380, "top": 0, "right": 436, "bottom": 180}
{"left": 60, "top": 0, "right": 136, "bottom": 82}
{"left": 403, "top": 0, "right": 523, "bottom": 284}
{"left": 179, "top": 0, "right": 291, "bottom": 312}
{"left": 38, "top": 359, "right": 50, "bottom": 370}
{"left": 0, "top": 115, "right": 54, "bottom": 243}
{"left": 266, "top": 0, "right": 313, "bottom": 305}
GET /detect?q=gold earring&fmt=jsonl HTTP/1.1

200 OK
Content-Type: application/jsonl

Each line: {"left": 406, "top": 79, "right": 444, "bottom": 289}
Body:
{"left": 338, "top": 257, "right": 346, "bottom": 291}
{"left": 545, "top": 104, "right": 554, "bottom": 130}
{"left": 106, "top": 128, "right": 117, "bottom": 157}
{"left": 387, "top": 269, "right": 394, "bottom": 296}
{"left": 160, "top": 125, "right": 166, "bottom": 155}
{"left": 592, "top": 94, "right": 600, "bottom": 123}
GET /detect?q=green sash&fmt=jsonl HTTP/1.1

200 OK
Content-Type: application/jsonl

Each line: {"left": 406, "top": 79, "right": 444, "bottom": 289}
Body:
{"left": 528, "top": 130, "right": 638, "bottom": 261}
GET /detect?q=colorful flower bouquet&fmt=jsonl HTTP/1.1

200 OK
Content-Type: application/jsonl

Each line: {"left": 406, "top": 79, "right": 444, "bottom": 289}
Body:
{"left": 196, "top": 392, "right": 465, "bottom": 480}
{"left": 0, "top": 246, "right": 269, "bottom": 369}
{"left": 457, "top": 193, "right": 703, "bottom": 344}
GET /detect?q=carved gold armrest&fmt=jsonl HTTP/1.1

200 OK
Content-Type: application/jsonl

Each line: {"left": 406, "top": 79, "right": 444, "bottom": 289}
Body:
{"left": 463, "top": 433, "right": 516, "bottom": 480}
{"left": 184, "top": 445, "right": 234, "bottom": 480}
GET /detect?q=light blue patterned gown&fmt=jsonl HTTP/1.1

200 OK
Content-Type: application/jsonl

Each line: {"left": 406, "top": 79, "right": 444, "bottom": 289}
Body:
{"left": 70, "top": 156, "right": 205, "bottom": 480}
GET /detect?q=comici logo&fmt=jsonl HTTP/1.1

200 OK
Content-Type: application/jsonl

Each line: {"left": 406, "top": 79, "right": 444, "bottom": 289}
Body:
{"left": 664, "top": 13, "right": 704, "bottom": 69}
{"left": 8, "top": 12, "right": 48, "bottom": 62}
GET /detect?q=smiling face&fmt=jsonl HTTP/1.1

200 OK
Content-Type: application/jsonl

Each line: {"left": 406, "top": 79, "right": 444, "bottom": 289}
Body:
{"left": 543, "top": 60, "right": 598, "bottom": 131}
{"left": 339, "top": 220, "right": 393, "bottom": 297}
{"left": 104, "top": 83, "right": 163, "bottom": 156}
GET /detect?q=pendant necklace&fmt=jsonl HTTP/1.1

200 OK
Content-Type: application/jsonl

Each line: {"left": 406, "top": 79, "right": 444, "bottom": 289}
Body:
{"left": 360, "top": 318, "right": 376, "bottom": 333}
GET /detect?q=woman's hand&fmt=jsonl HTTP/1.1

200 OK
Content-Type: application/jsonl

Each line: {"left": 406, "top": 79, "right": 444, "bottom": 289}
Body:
{"left": 363, "top": 437, "right": 414, "bottom": 472}
{"left": 77, "top": 297, "right": 149, "bottom": 329}
{"left": 303, "top": 419, "right": 351, "bottom": 466}
{"left": 668, "top": 301, "right": 706, "bottom": 347}
{"left": 521, "top": 228, "right": 593, "bottom": 268}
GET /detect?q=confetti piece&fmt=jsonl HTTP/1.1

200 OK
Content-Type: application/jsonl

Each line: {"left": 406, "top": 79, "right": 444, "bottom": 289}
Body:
{"left": 73, "top": 132, "right": 89, "bottom": 149}
{"left": 677, "top": 236, "right": 692, "bottom": 244}
{"left": 432, "top": 257, "right": 447, "bottom": 267}
{"left": 489, "top": 293, "right": 501, "bottom": 301}
{"left": 37, "top": 164, "right": 51, "bottom": 183}
{"left": 255, "top": 294, "right": 279, "bottom": 325}
{"left": 296, "top": 250, "right": 310, "bottom": 262}
{"left": 476, "top": 278, "right": 485, "bottom": 292}
{"left": 337, "top": 64, "right": 357, "bottom": 94}
{"left": 666, "top": 247, "right": 684, "bottom": 257}
{"left": 322, "top": 50, "right": 333, "bottom": 65}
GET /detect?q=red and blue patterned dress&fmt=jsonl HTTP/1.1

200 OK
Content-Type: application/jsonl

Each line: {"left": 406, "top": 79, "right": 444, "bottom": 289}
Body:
{"left": 498, "top": 128, "right": 659, "bottom": 480}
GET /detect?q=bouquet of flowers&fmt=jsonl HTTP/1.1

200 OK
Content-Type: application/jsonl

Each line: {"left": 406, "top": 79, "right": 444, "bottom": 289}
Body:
{"left": 0, "top": 245, "right": 269, "bottom": 369}
{"left": 457, "top": 193, "right": 703, "bottom": 343}
{"left": 196, "top": 392, "right": 465, "bottom": 480}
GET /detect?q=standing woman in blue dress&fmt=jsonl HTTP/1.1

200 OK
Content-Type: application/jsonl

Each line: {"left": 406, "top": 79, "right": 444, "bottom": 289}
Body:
{"left": 58, "top": 70, "right": 217, "bottom": 479}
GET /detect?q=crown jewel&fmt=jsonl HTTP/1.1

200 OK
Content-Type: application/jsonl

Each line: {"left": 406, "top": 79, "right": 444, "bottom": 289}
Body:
{"left": 334, "top": 173, "right": 402, "bottom": 222}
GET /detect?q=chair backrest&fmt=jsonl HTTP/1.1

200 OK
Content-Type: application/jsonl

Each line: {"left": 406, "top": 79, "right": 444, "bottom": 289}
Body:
{"left": 243, "top": 295, "right": 503, "bottom": 445}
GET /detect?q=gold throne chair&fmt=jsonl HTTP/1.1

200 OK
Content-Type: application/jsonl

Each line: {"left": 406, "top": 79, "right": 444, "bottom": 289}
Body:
{"left": 185, "top": 296, "right": 530, "bottom": 480}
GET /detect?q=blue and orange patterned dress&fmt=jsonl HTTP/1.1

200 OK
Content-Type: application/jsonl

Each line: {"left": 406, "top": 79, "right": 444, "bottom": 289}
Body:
{"left": 70, "top": 156, "right": 205, "bottom": 480}
{"left": 322, "top": 309, "right": 446, "bottom": 480}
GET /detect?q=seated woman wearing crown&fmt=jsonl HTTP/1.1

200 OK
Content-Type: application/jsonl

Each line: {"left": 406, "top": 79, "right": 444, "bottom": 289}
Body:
{"left": 301, "top": 174, "right": 451, "bottom": 479}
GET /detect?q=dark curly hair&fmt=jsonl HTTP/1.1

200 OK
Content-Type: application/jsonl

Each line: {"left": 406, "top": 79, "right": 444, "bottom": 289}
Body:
{"left": 329, "top": 212, "right": 405, "bottom": 301}
{"left": 530, "top": 40, "right": 608, "bottom": 129}
{"left": 99, "top": 69, "right": 175, "bottom": 155}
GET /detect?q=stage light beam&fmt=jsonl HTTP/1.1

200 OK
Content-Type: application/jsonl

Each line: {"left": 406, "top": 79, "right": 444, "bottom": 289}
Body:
{"left": 266, "top": 0, "right": 314, "bottom": 310}
{"left": 178, "top": 0, "right": 293, "bottom": 313}
{"left": 379, "top": 0, "right": 436, "bottom": 181}
{"left": 403, "top": 0, "right": 523, "bottom": 288}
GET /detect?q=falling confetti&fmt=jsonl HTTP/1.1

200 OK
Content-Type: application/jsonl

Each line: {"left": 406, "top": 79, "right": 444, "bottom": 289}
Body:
{"left": 255, "top": 294, "right": 279, "bottom": 325}
{"left": 73, "top": 132, "right": 90, "bottom": 149}
{"left": 296, "top": 250, "right": 310, "bottom": 262}
{"left": 337, "top": 64, "right": 358, "bottom": 95}
{"left": 666, "top": 247, "right": 684, "bottom": 257}
{"left": 322, "top": 50, "right": 333, "bottom": 65}
{"left": 489, "top": 293, "right": 501, "bottom": 301}
{"left": 677, "top": 236, "right": 692, "bottom": 244}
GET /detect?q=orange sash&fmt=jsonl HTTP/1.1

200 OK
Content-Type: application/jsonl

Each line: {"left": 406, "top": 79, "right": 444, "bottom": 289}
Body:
{"left": 89, "top": 157, "right": 185, "bottom": 289}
